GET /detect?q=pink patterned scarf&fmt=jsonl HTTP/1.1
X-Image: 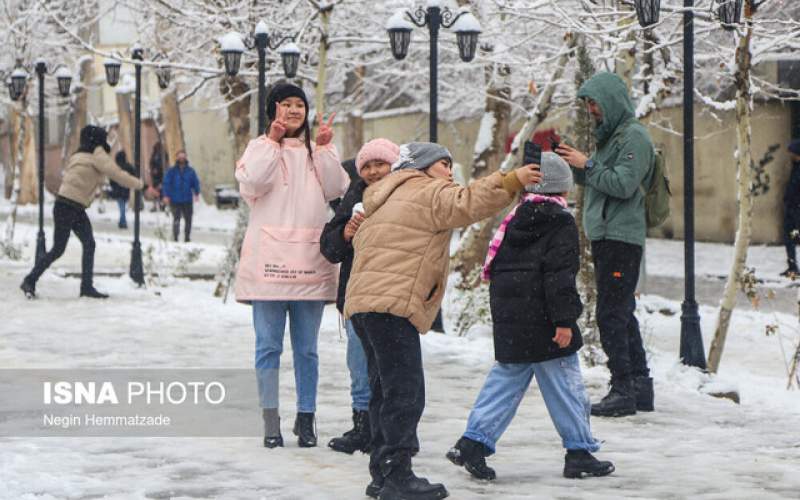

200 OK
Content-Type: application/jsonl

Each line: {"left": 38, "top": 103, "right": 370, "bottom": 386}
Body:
{"left": 481, "top": 194, "right": 568, "bottom": 281}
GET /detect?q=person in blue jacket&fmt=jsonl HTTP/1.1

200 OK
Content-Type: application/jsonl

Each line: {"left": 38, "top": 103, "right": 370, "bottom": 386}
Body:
{"left": 162, "top": 150, "right": 200, "bottom": 242}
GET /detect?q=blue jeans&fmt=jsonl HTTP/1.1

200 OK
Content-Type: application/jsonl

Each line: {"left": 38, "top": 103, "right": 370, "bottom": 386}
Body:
{"left": 116, "top": 198, "right": 127, "bottom": 226}
{"left": 252, "top": 300, "right": 325, "bottom": 413}
{"left": 463, "top": 353, "right": 600, "bottom": 454}
{"left": 345, "top": 319, "right": 371, "bottom": 411}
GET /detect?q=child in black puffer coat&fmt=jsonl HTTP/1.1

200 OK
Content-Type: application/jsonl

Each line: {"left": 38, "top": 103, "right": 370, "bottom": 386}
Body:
{"left": 447, "top": 152, "right": 615, "bottom": 480}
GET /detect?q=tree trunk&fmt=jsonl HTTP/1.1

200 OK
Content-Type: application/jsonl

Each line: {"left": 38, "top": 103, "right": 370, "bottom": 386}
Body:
{"left": 18, "top": 112, "right": 37, "bottom": 205}
{"left": 342, "top": 66, "right": 365, "bottom": 161}
{"left": 2, "top": 102, "right": 27, "bottom": 255}
{"left": 452, "top": 33, "right": 577, "bottom": 288}
{"left": 160, "top": 88, "right": 186, "bottom": 167}
{"left": 115, "top": 91, "right": 134, "bottom": 162}
{"left": 62, "top": 57, "right": 94, "bottom": 174}
{"left": 314, "top": 6, "right": 332, "bottom": 119}
{"left": 450, "top": 66, "right": 511, "bottom": 286}
{"left": 213, "top": 75, "right": 252, "bottom": 299}
{"left": 572, "top": 38, "right": 601, "bottom": 364}
{"left": 707, "top": 4, "right": 755, "bottom": 374}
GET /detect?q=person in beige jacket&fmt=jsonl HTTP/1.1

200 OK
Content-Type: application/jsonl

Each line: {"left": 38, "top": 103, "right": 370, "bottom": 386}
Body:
{"left": 21, "top": 125, "right": 143, "bottom": 299}
{"left": 344, "top": 142, "right": 542, "bottom": 500}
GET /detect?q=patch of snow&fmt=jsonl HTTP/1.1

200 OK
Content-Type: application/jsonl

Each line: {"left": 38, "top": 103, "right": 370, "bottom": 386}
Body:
{"left": 255, "top": 20, "right": 269, "bottom": 35}
{"left": 219, "top": 32, "right": 245, "bottom": 52}
{"left": 55, "top": 67, "right": 72, "bottom": 80}
{"left": 278, "top": 42, "right": 300, "bottom": 55}
{"left": 386, "top": 10, "right": 414, "bottom": 31}
{"left": 473, "top": 112, "right": 496, "bottom": 156}
{"left": 452, "top": 12, "right": 481, "bottom": 33}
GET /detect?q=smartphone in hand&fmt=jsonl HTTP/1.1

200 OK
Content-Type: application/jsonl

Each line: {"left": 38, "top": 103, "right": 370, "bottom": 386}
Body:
{"left": 523, "top": 140, "right": 542, "bottom": 167}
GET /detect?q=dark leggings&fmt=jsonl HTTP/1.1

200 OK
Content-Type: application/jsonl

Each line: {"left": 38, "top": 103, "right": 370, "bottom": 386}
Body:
{"left": 27, "top": 199, "right": 95, "bottom": 290}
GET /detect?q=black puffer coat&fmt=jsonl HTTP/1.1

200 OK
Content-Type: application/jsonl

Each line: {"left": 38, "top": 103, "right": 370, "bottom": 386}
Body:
{"left": 320, "top": 178, "right": 366, "bottom": 313}
{"left": 488, "top": 200, "right": 583, "bottom": 363}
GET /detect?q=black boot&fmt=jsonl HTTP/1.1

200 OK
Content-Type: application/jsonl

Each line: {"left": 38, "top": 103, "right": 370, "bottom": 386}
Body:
{"left": 20, "top": 277, "right": 36, "bottom": 299}
{"left": 80, "top": 287, "right": 109, "bottom": 299}
{"left": 634, "top": 376, "right": 654, "bottom": 412}
{"left": 378, "top": 453, "right": 448, "bottom": 500}
{"left": 780, "top": 266, "right": 798, "bottom": 278}
{"left": 365, "top": 463, "right": 384, "bottom": 499}
{"left": 293, "top": 412, "right": 317, "bottom": 448}
{"left": 263, "top": 409, "right": 283, "bottom": 448}
{"left": 263, "top": 434, "right": 284, "bottom": 448}
{"left": 445, "top": 437, "right": 496, "bottom": 480}
{"left": 591, "top": 377, "right": 636, "bottom": 417}
{"left": 563, "top": 450, "right": 615, "bottom": 478}
{"left": 329, "top": 409, "right": 371, "bottom": 454}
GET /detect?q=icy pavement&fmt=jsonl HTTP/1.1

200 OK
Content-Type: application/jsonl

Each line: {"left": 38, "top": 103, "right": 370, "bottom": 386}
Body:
{"left": 1, "top": 261, "right": 800, "bottom": 499}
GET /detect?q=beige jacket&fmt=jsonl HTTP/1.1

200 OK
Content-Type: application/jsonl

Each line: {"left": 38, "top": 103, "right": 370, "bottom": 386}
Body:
{"left": 344, "top": 169, "right": 523, "bottom": 333}
{"left": 58, "top": 146, "right": 143, "bottom": 207}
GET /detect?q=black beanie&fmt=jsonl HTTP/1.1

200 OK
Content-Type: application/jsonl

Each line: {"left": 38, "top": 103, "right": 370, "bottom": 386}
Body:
{"left": 266, "top": 83, "right": 309, "bottom": 122}
{"left": 79, "top": 125, "right": 111, "bottom": 153}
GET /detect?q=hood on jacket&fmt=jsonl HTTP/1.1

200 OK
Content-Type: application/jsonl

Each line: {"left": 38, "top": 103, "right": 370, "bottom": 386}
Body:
{"left": 363, "top": 169, "right": 435, "bottom": 216}
{"left": 505, "top": 200, "right": 573, "bottom": 247}
{"left": 78, "top": 125, "right": 111, "bottom": 154}
{"left": 577, "top": 72, "right": 635, "bottom": 145}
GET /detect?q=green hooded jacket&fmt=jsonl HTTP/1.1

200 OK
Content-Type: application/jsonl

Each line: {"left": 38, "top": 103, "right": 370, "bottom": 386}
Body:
{"left": 574, "top": 72, "right": 654, "bottom": 247}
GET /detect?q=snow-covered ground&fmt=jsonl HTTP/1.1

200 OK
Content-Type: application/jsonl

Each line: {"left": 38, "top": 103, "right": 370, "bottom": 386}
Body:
{"left": 1, "top": 204, "right": 799, "bottom": 499}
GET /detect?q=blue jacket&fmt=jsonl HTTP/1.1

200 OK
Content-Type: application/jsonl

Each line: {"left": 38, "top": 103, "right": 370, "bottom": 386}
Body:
{"left": 163, "top": 163, "right": 200, "bottom": 204}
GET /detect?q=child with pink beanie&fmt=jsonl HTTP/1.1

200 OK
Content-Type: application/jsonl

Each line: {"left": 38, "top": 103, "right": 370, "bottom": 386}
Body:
{"left": 320, "top": 138, "right": 400, "bottom": 456}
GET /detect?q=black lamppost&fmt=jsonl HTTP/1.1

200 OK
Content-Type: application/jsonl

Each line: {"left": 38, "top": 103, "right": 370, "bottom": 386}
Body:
{"left": 103, "top": 47, "right": 146, "bottom": 286}
{"left": 634, "top": 0, "right": 743, "bottom": 369}
{"left": 220, "top": 25, "right": 301, "bottom": 136}
{"left": 386, "top": 3, "right": 481, "bottom": 142}
{"left": 6, "top": 61, "right": 72, "bottom": 266}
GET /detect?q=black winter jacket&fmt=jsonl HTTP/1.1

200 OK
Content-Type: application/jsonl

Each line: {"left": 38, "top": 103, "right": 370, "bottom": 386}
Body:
{"left": 320, "top": 178, "right": 367, "bottom": 313}
{"left": 488, "top": 200, "right": 583, "bottom": 363}
{"left": 784, "top": 161, "right": 800, "bottom": 212}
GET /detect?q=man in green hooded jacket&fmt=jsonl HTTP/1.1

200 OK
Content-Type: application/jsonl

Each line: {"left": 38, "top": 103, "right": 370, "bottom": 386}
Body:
{"left": 556, "top": 72, "right": 655, "bottom": 417}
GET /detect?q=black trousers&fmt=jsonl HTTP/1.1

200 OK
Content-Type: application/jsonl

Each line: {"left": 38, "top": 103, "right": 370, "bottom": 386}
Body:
{"left": 783, "top": 207, "right": 800, "bottom": 269}
{"left": 27, "top": 199, "right": 95, "bottom": 290}
{"left": 351, "top": 313, "right": 424, "bottom": 476}
{"left": 591, "top": 239, "right": 649, "bottom": 380}
{"left": 171, "top": 202, "right": 193, "bottom": 241}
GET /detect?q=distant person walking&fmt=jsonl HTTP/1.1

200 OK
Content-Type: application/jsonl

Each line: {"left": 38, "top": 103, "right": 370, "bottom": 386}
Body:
{"left": 110, "top": 151, "right": 136, "bottom": 229}
{"left": 781, "top": 139, "right": 800, "bottom": 277}
{"left": 20, "top": 125, "right": 142, "bottom": 299}
{"left": 162, "top": 150, "right": 200, "bottom": 242}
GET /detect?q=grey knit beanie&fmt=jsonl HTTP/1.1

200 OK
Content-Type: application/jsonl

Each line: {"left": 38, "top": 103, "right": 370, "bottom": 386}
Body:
{"left": 391, "top": 142, "right": 452, "bottom": 172}
{"left": 525, "top": 152, "right": 573, "bottom": 194}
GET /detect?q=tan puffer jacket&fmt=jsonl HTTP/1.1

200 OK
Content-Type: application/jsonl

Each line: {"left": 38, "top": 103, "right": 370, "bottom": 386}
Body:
{"left": 344, "top": 168, "right": 523, "bottom": 334}
{"left": 58, "top": 146, "right": 143, "bottom": 207}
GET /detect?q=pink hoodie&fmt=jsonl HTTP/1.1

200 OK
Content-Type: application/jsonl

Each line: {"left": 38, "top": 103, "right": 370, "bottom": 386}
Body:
{"left": 234, "top": 136, "right": 349, "bottom": 302}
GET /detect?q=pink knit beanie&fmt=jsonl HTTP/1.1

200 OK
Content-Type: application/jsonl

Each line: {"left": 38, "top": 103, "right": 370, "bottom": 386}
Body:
{"left": 356, "top": 138, "right": 400, "bottom": 172}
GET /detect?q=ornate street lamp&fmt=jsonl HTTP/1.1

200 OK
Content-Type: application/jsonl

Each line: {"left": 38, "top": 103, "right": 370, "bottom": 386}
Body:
{"left": 636, "top": 0, "right": 706, "bottom": 369}
{"left": 55, "top": 67, "right": 73, "bottom": 97}
{"left": 155, "top": 63, "right": 171, "bottom": 90}
{"left": 104, "top": 58, "right": 121, "bottom": 87}
{"left": 718, "top": 0, "right": 743, "bottom": 30}
{"left": 10, "top": 68, "right": 28, "bottom": 99}
{"left": 634, "top": 0, "right": 661, "bottom": 28}
{"left": 219, "top": 25, "right": 301, "bottom": 135}
{"left": 385, "top": 2, "right": 482, "bottom": 142}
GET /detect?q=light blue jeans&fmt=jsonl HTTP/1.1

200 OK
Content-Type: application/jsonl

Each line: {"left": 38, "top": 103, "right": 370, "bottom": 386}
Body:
{"left": 463, "top": 353, "right": 600, "bottom": 454}
{"left": 252, "top": 300, "right": 325, "bottom": 413}
{"left": 345, "top": 319, "right": 371, "bottom": 411}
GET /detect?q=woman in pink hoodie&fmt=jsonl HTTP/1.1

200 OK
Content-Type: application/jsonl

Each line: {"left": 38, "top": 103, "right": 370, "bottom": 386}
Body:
{"left": 234, "top": 83, "right": 349, "bottom": 449}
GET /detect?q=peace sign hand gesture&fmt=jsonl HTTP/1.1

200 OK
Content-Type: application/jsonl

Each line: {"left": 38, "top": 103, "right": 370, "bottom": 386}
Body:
{"left": 315, "top": 112, "right": 336, "bottom": 147}
{"left": 268, "top": 102, "right": 287, "bottom": 142}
